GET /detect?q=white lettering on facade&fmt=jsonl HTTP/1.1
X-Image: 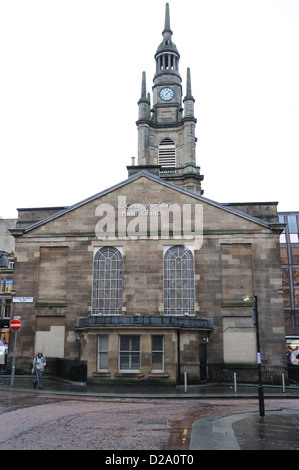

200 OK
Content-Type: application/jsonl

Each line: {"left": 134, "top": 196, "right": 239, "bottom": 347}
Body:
{"left": 95, "top": 195, "right": 203, "bottom": 248}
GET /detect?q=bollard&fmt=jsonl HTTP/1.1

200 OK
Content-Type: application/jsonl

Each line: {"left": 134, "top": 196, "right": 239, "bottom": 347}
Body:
{"left": 282, "top": 372, "right": 285, "bottom": 393}
{"left": 184, "top": 372, "right": 187, "bottom": 393}
{"left": 233, "top": 372, "right": 237, "bottom": 393}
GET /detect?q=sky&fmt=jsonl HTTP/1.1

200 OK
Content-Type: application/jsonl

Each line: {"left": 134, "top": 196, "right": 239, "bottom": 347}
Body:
{"left": 0, "top": 0, "right": 298, "bottom": 219}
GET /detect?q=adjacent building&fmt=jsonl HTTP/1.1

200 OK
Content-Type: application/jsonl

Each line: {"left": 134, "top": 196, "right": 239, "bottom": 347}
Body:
{"left": 0, "top": 219, "right": 17, "bottom": 342}
{"left": 279, "top": 211, "right": 299, "bottom": 362}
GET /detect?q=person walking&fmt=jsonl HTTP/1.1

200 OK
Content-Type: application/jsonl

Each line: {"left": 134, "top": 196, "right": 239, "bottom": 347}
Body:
{"left": 32, "top": 351, "right": 46, "bottom": 389}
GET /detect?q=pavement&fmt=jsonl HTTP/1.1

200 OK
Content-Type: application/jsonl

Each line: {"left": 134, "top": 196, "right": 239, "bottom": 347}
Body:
{"left": 189, "top": 409, "right": 299, "bottom": 450}
{"left": 1, "top": 375, "right": 299, "bottom": 450}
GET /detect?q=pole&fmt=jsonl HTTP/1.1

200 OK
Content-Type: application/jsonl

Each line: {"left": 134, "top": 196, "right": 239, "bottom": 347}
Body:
{"left": 254, "top": 295, "right": 265, "bottom": 417}
{"left": 282, "top": 373, "right": 285, "bottom": 393}
{"left": 10, "top": 330, "right": 18, "bottom": 387}
{"left": 233, "top": 372, "right": 237, "bottom": 393}
{"left": 177, "top": 330, "right": 181, "bottom": 385}
{"left": 184, "top": 372, "right": 187, "bottom": 393}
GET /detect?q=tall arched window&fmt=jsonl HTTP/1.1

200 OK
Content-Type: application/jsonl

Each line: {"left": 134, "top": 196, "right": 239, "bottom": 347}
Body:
{"left": 163, "top": 245, "right": 194, "bottom": 315}
{"left": 92, "top": 247, "right": 123, "bottom": 315}
{"left": 158, "top": 138, "right": 176, "bottom": 171}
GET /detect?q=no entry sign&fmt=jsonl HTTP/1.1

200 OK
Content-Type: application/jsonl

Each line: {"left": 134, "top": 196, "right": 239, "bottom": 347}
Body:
{"left": 10, "top": 317, "right": 22, "bottom": 387}
{"left": 10, "top": 318, "right": 22, "bottom": 332}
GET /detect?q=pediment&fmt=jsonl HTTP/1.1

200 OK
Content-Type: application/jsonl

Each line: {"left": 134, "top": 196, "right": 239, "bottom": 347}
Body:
{"left": 13, "top": 171, "right": 274, "bottom": 238}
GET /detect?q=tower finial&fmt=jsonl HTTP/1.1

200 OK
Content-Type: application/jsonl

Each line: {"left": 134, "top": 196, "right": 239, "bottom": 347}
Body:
{"left": 184, "top": 68, "right": 194, "bottom": 101}
{"left": 141, "top": 71, "right": 147, "bottom": 99}
{"left": 163, "top": 3, "right": 172, "bottom": 35}
{"left": 138, "top": 71, "right": 149, "bottom": 104}
{"left": 186, "top": 68, "right": 192, "bottom": 96}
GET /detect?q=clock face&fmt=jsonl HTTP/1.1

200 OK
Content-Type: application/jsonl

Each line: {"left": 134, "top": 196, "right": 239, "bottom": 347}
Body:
{"left": 160, "top": 87, "right": 174, "bottom": 101}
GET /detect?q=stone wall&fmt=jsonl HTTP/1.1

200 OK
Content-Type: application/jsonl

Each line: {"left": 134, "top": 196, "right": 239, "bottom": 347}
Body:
{"left": 10, "top": 173, "right": 285, "bottom": 379}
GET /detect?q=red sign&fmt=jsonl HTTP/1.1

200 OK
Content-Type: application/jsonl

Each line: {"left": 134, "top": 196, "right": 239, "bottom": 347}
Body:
{"left": 10, "top": 318, "right": 22, "bottom": 332}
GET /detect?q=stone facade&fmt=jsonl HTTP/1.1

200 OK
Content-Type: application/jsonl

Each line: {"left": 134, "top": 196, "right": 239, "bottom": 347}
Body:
{"left": 10, "top": 173, "right": 285, "bottom": 381}
{"left": 7, "top": 3, "right": 286, "bottom": 383}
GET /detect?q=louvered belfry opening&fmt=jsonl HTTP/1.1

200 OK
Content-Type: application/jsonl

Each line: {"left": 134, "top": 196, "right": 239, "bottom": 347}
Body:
{"left": 158, "top": 138, "right": 176, "bottom": 173}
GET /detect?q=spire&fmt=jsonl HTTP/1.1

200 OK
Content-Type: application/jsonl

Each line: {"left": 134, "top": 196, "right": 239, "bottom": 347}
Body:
{"left": 138, "top": 71, "right": 149, "bottom": 105}
{"left": 184, "top": 68, "right": 195, "bottom": 102}
{"left": 140, "top": 71, "right": 147, "bottom": 100}
{"left": 156, "top": 2, "right": 178, "bottom": 55}
{"left": 163, "top": 3, "right": 172, "bottom": 35}
{"left": 154, "top": 3, "right": 180, "bottom": 80}
{"left": 138, "top": 71, "right": 150, "bottom": 122}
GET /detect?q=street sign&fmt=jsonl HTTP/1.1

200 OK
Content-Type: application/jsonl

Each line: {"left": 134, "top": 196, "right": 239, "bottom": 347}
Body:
{"left": 10, "top": 317, "right": 22, "bottom": 387}
{"left": 10, "top": 318, "right": 22, "bottom": 331}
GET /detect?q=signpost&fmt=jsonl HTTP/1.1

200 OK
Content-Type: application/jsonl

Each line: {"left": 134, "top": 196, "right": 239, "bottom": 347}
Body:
{"left": 10, "top": 317, "right": 22, "bottom": 387}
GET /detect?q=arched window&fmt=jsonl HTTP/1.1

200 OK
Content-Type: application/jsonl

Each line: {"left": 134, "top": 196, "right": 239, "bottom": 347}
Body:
{"left": 92, "top": 247, "right": 123, "bottom": 315}
{"left": 163, "top": 245, "right": 194, "bottom": 315}
{"left": 158, "top": 138, "right": 176, "bottom": 171}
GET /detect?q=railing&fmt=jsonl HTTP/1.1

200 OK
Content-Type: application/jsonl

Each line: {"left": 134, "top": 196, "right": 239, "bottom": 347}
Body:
{"left": 4, "top": 356, "right": 87, "bottom": 382}
{"left": 77, "top": 314, "right": 213, "bottom": 330}
{"left": 179, "top": 362, "right": 293, "bottom": 386}
{"left": 160, "top": 169, "right": 177, "bottom": 175}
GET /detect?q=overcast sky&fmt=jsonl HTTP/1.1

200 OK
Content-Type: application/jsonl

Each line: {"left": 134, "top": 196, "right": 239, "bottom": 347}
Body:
{"left": 0, "top": 0, "right": 298, "bottom": 219}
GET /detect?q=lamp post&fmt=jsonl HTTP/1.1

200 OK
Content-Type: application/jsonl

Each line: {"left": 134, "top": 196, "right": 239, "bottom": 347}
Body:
{"left": 243, "top": 295, "right": 265, "bottom": 417}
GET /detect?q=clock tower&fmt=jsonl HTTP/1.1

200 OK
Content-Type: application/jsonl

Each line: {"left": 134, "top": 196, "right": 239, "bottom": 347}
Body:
{"left": 132, "top": 3, "right": 204, "bottom": 194}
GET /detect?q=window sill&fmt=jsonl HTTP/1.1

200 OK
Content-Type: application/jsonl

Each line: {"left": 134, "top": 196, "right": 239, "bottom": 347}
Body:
{"left": 92, "top": 372, "right": 111, "bottom": 377}
{"left": 115, "top": 372, "right": 144, "bottom": 378}
{"left": 148, "top": 373, "right": 169, "bottom": 378}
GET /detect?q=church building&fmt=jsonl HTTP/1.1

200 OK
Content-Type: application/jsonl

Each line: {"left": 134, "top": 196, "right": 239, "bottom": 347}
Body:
{"left": 10, "top": 4, "right": 285, "bottom": 383}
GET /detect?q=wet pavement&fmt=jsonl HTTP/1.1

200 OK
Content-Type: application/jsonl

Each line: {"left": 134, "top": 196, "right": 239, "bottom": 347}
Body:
{"left": 190, "top": 410, "right": 299, "bottom": 450}
{"left": 232, "top": 411, "right": 299, "bottom": 450}
{"left": 1, "top": 375, "right": 299, "bottom": 450}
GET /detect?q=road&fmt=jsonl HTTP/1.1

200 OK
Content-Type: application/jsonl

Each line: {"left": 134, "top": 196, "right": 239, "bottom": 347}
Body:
{"left": 1, "top": 390, "right": 298, "bottom": 450}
